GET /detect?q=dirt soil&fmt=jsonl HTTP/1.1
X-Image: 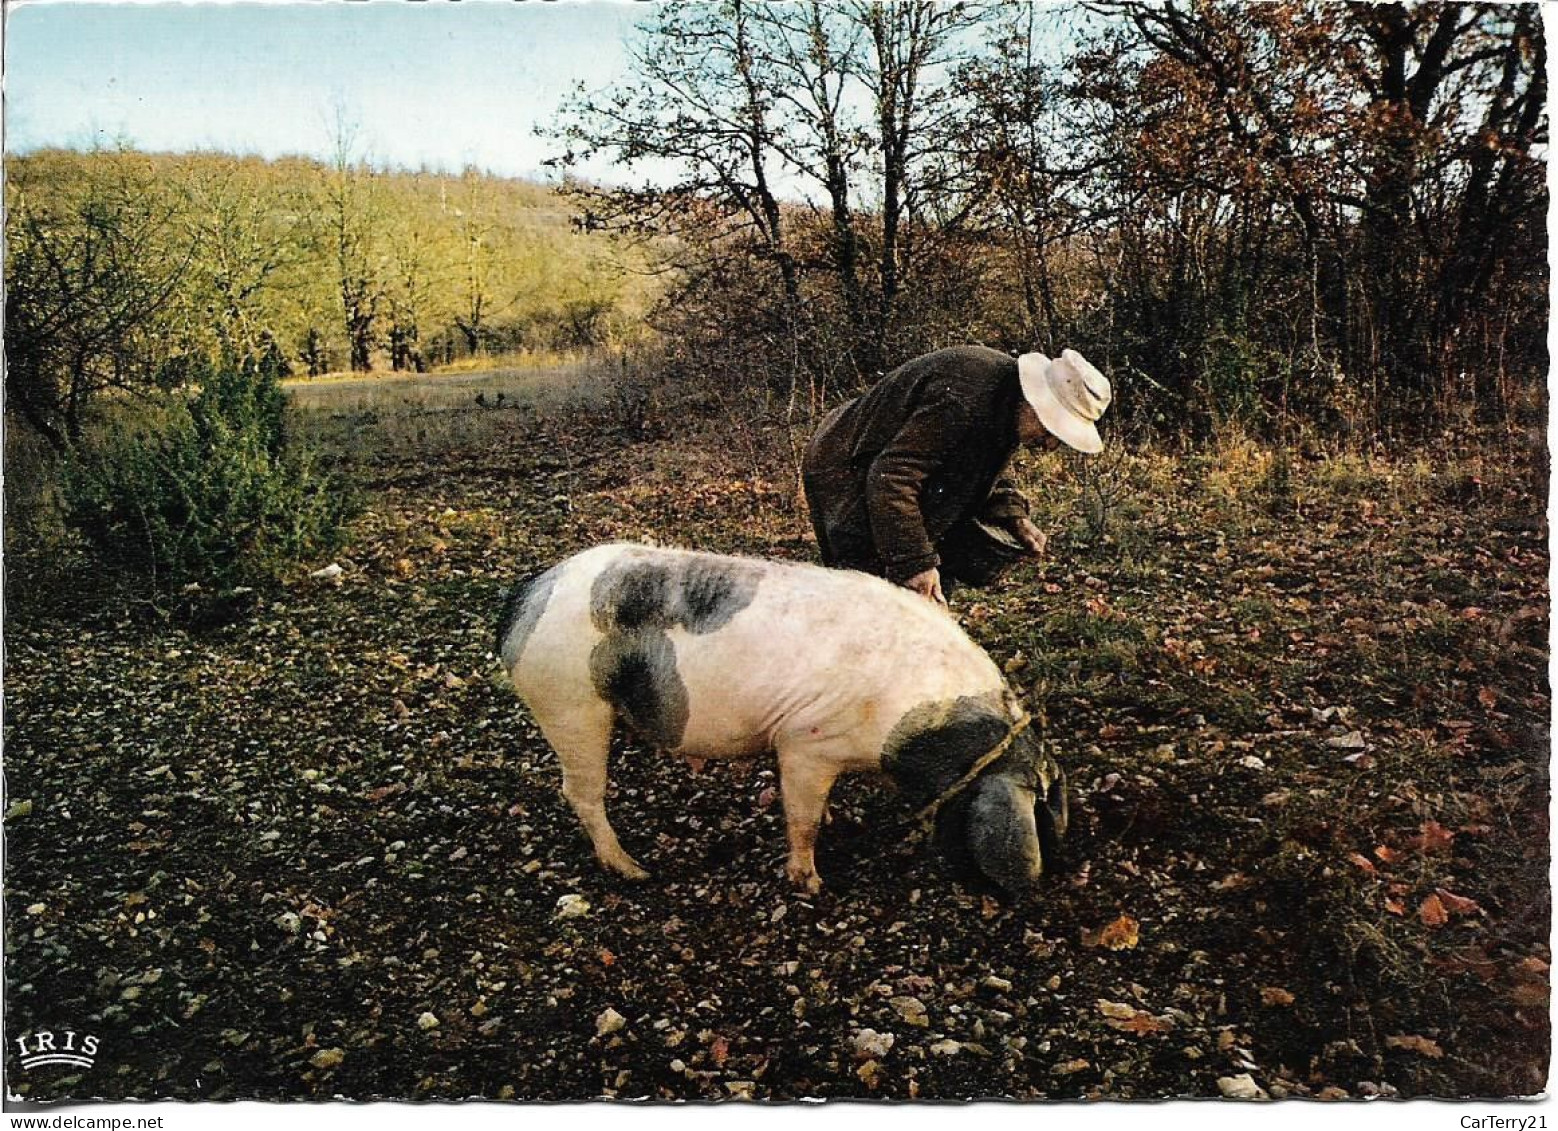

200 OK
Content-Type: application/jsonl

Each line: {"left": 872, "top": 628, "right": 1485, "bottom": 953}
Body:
{"left": 4, "top": 400, "right": 1549, "bottom": 1101}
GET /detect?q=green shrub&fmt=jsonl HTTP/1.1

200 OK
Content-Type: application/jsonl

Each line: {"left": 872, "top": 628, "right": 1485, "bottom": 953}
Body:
{"left": 62, "top": 362, "right": 357, "bottom": 593}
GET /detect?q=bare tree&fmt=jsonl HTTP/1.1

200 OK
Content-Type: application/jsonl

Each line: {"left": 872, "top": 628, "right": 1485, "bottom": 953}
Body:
{"left": 317, "top": 107, "right": 384, "bottom": 372}
{"left": 179, "top": 159, "right": 298, "bottom": 364}
{"left": 5, "top": 154, "right": 193, "bottom": 453}
{"left": 550, "top": 0, "right": 798, "bottom": 317}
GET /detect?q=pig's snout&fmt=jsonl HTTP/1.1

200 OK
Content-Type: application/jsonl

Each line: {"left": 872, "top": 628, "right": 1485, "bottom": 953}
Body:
{"left": 961, "top": 759, "right": 1068, "bottom": 895}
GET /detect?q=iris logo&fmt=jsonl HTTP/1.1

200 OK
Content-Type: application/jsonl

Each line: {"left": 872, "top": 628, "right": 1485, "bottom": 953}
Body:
{"left": 14, "top": 1030, "right": 99, "bottom": 1071}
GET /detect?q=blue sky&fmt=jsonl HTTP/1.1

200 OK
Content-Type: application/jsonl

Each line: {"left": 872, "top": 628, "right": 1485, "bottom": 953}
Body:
{"left": 4, "top": 0, "right": 650, "bottom": 179}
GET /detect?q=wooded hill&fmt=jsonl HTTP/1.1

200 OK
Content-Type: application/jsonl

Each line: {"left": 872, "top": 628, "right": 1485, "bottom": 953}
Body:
{"left": 5, "top": 147, "right": 656, "bottom": 451}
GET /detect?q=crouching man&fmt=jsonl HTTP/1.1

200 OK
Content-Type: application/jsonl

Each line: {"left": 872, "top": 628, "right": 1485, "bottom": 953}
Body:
{"left": 802, "top": 345, "right": 1112, "bottom": 603}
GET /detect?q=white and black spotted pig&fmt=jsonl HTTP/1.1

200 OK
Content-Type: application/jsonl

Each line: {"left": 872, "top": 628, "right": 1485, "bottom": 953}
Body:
{"left": 495, "top": 542, "right": 1067, "bottom": 894}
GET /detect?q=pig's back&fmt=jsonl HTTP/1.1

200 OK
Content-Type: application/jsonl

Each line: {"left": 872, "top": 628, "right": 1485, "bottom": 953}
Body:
{"left": 509, "top": 543, "right": 1004, "bottom": 759}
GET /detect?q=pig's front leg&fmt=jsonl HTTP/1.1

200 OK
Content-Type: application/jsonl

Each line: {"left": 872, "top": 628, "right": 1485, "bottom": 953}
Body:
{"left": 776, "top": 739, "right": 843, "bottom": 894}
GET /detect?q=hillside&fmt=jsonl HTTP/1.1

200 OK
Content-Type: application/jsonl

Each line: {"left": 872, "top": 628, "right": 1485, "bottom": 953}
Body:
{"left": 5, "top": 147, "right": 660, "bottom": 379}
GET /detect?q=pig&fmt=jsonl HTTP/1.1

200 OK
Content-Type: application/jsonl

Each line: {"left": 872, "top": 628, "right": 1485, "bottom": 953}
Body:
{"left": 494, "top": 542, "right": 1067, "bottom": 894}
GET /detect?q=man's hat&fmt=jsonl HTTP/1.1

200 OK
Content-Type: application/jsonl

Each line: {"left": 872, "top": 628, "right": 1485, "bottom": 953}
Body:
{"left": 1017, "top": 349, "right": 1112, "bottom": 454}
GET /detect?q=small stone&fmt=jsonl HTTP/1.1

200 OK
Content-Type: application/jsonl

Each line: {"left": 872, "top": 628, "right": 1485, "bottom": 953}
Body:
{"left": 889, "top": 996, "right": 929, "bottom": 1028}
{"left": 929, "top": 1039, "right": 963, "bottom": 1056}
{"left": 596, "top": 1008, "right": 627, "bottom": 1037}
{"left": 1217, "top": 1073, "right": 1269, "bottom": 1100}
{"left": 417, "top": 1012, "right": 440, "bottom": 1031}
{"left": 981, "top": 975, "right": 1013, "bottom": 993}
{"left": 851, "top": 1029, "right": 894, "bottom": 1060}
{"left": 309, "top": 1048, "right": 344, "bottom": 1070}
{"left": 1326, "top": 731, "right": 1367, "bottom": 751}
{"left": 554, "top": 894, "right": 591, "bottom": 919}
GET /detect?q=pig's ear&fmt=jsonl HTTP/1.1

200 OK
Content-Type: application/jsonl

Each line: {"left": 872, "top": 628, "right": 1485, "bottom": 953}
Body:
{"left": 967, "top": 775, "right": 1043, "bottom": 893}
{"left": 1042, "top": 761, "right": 1069, "bottom": 839}
{"left": 1035, "top": 785, "right": 1065, "bottom": 874}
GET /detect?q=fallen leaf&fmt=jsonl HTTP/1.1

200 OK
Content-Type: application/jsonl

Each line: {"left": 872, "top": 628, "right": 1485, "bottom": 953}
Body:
{"left": 309, "top": 1048, "right": 345, "bottom": 1070}
{"left": 1434, "top": 888, "right": 1481, "bottom": 917}
{"left": 1410, "top": 820, "right": 1455, "bottom": 855}
{"left": 1385, "top": 1034, "right": 1444, "bottom": 1059}
{"left": 1508, "top": 983, "right": 1549, "bottom": 1007}
{"left": 1116, "top": 1012, "right": 1174, "bottom": 1035}
{"left": 1212, "top": 872, "right": 1254, "bottom": 892}
{"left": 1431, "top": 946, "right": 1499, "bottom": 982}
{"left": 1082, "top": 914, "right": 1140, "bottom": 950}
{"left": 1418, "top": 893, "right": 1448, "bottom": 928}
{"left": 709, "top": 1035, "right": 730, "bottom": 1066}
{"left": 1477, "top": 687, "right": 1498, "bottom": 711}
{"left": 1260, "top": 987, "right": 1295, "bottom": 1007}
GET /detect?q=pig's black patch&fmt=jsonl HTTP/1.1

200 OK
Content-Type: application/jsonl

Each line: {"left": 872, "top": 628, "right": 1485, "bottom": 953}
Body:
{"left": 881, "top": 694, "right": 1010, "bottom": 808}
{"left": 495, "top": 565, "right": 561, "bottom": 669}
{"left": 677, "top": 558, "right": 761, "bottom": 633}
{"left": 590, "top": 552, "right": 761, "bottom": 635}
{"left": 583, "top": 551, "right": 760, "bottom": 748}
{"left": 589, "top": 631, "right": 690, "bottom": 748}
{"left": 602, "top": 560, "right": 676, "bottom": 632}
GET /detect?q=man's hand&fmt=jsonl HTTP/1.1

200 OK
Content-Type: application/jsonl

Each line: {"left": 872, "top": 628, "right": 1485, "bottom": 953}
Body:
{"left": 1011, "top": 517, "right": 1048, "bottom": 557}
{"left": 903, "top": 567, "right": 946, "bottom": 605}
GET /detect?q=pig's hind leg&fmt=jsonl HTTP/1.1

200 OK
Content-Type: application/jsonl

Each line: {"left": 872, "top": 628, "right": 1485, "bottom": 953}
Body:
{"left": 532, "top": 698, "right": 650, "bottom": 881}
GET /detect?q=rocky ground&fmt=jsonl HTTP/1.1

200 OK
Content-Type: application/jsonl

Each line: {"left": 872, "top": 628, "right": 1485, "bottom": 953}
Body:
{"left": 4, "top": 391, "right": 1549, "bottom": 1101}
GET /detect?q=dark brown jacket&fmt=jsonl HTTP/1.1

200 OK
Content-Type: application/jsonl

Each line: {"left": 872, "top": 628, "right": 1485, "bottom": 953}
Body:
{"left": 802, "top": 345, "right": 1030, "bottom": 582}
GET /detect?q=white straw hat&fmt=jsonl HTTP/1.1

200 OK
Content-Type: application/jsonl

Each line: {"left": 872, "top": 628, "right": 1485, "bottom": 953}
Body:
{"left": 1017, "top": 349, "right": 1113, "bottom": 454}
